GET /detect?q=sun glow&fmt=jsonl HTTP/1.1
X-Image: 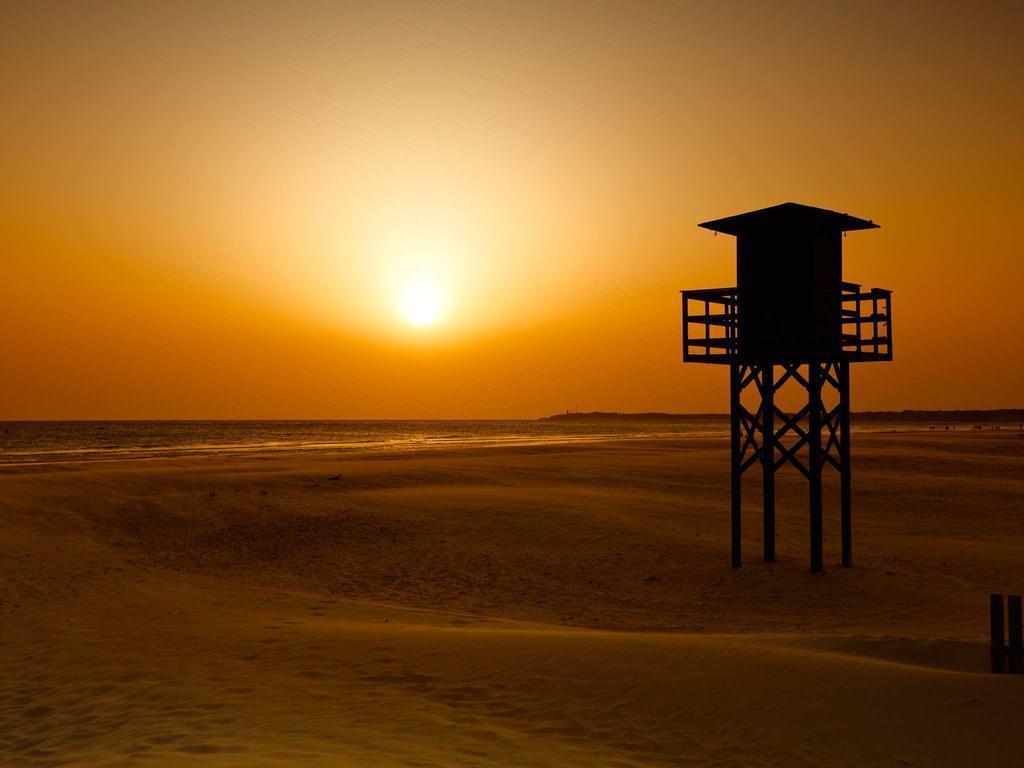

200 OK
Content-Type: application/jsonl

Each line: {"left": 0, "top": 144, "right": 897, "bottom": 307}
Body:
{"left": 400, "top": 277, "right": 443, "bottom": 327}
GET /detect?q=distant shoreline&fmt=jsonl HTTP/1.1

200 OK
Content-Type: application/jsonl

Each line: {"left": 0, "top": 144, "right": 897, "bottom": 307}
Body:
{"left": 540, "top": 409, "right": 1024, "bottom": 423}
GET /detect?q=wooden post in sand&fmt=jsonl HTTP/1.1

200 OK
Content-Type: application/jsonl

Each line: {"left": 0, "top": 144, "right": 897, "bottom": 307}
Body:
{"left": 1008, "top": 595, "right": 1023, "bottom": 674}
{"left": 730, "top": 363, "right": 742, "bottom": 569}
{"left": 761, "top": 365, "right": 776, "bottom": 563}
{"left": 808, "top": 362, "right": 824, "bottom": 574}
{"left": 838, "top": 361, "right": 853, "bottom": 567}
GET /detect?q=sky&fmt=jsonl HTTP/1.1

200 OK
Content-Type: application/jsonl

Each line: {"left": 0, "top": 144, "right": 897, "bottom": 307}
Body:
{"left": 2, "top": 1, "right": 1023, "bottom": 419}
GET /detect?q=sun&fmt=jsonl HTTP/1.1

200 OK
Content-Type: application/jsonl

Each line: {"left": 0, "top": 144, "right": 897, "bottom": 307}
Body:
{"left": 399, "top": 278, "right": 443, "bottom": 327}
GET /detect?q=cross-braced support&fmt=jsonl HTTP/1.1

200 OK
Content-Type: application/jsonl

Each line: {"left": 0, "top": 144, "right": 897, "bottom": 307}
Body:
{"left": 728, "top": 361, "right": 852, "bottom": 572}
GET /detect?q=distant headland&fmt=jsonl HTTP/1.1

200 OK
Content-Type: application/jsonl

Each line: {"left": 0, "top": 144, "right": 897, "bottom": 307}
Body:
{"left": 540, "top": 409, "right": 1024, "bottom": 423}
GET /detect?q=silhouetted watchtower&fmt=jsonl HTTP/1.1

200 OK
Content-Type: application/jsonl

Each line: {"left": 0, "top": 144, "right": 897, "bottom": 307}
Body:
{"left": 682, "top": 202, "right": 892, "bottom": 572}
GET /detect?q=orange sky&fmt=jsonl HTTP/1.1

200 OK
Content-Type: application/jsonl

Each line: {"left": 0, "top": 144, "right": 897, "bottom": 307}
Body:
{"left": 2, "top": 2, "right": 1023, "bottom": 419}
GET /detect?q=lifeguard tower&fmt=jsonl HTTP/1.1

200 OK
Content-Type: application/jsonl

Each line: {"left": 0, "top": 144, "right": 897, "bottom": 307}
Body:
{"left": 681, "top": 202, "right": 892, "bottom": 572}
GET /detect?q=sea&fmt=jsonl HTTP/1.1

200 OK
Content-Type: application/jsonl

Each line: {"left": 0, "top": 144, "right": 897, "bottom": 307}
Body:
{"left": 0, "top": 420, "right": 728, "bottom": 465}
{"left": 0, "top": 418, "right": 998, "bottom": 466}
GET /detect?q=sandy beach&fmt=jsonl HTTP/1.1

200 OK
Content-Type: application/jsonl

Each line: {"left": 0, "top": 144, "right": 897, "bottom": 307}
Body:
{"left": 2, "top": 431, "right": 1022, "bottom": 766}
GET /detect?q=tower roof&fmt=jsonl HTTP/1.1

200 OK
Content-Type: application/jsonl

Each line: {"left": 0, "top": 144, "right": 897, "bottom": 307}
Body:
{"left": 698, "top": 202, "right": 879, "bottom": 237}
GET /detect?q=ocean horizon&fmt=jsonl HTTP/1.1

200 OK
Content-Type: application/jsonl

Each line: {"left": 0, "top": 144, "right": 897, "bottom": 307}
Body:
{"left": 1, "top": 417, "right": 1007, "bottom": 465}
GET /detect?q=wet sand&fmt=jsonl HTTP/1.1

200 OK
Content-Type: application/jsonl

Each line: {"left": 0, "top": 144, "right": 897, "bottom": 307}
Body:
{"left": 1, "top": 432, "right": 1022, "bottom": 765}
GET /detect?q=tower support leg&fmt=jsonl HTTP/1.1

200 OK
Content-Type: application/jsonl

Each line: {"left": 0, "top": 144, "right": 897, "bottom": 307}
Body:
{"left": 808, "top": 362, "right": 824, "bottom": 573}
{"left": 839, "top": 361, "right": 852, "bottom": 567}
{"left": 761, "top": 365, "right": 775, "bottom": 563}
{"left": 730, "top": 363, "right": 742, "bottom": 568}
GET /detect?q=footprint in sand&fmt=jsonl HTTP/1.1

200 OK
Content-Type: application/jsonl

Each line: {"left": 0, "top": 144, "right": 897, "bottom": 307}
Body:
{"left": 23, "top": 705, "right": 55, "bottom": 719}
{"left": 147, "top": 733, "right": 184, "bottom": 745}
{"left": 176, "top": 744, "right": 225, "bottom": 754}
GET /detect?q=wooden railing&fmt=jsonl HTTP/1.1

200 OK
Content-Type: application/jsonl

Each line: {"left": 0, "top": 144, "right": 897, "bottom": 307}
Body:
{"left": 841, "top": 281, "right": 893, "bottom": 361}
{"left": 680, "top": 287, "right": 738, "bottom": 364}
{"left": 681, "top": 282, "right": 893, "bottom": 364}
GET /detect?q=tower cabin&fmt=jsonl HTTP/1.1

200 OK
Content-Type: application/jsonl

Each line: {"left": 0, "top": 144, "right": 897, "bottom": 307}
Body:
{"left": 681, "top": 202, "right": 893, "bottom": 573}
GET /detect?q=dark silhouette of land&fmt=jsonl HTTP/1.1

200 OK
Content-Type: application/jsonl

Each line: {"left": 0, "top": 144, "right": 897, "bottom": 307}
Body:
{"left": 541, "top": 411, "right": 727, "bottom": 422}
{"left": 541, "top": 408, "right": 1024, "bottom": 423}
